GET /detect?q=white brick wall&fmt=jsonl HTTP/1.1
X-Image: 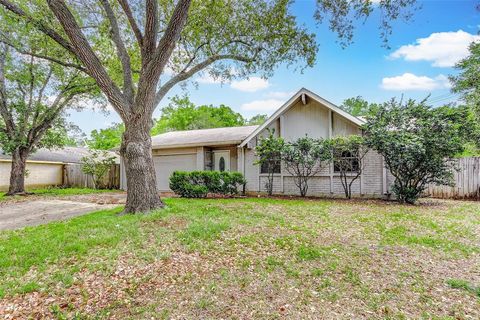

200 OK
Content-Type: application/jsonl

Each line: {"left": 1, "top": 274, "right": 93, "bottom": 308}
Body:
{"left": 361, "top": 150, "right": 384, "bottom": 195}
{"left": 243, "top": 147, "right": 387, "bottom": 198}
{"left": 332, "top": 176, "right": 361, "bottom": 195}
{"left": 283, "top": 176, "right": 331, "bottom": 196}
{"left": 259, "top": 175, "right": 283, "bottom": 193}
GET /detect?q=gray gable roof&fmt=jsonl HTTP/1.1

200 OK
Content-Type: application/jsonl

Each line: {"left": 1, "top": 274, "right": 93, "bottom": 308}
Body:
{"left": 239, "top": 88, "right": 366, "bottom": 148}
{"left": 0, "top": 147, "right": 119, "bottom": 164}
{"left": 151, "top": 125, "right": 258, "bottom": 149}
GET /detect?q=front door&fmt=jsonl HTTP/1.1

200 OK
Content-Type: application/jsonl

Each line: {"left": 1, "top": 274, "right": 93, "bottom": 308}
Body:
{"left": 213, "top": 151, "right": 230, "bottom": 172}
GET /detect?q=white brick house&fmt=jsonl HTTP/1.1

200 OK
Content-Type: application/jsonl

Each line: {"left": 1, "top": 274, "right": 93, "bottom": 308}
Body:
{"left": 120, "top": 88, "right": 391, "bottom": 197}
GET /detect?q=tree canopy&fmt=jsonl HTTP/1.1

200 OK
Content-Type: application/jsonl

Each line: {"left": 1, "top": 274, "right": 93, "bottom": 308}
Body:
{"left": 88, "top": 123, "right": 125, "bottom": 150}
{"left": 0, "top": 43, "right": 95, "bottom": 194}
{"left": 314, "top": 0, "right": 418, "bottom": 48}
{"left": 450, "top": 41, "right": 480, "bottom": 118}
{"left": 152, "top": 96, "right": 244, "bottom": 134}
{"left": 340, "top": 96, "right": 378, "bottom": 116}
{"left": 363, "top": 99, "right": 474, "bottom": 204}
{"left": 152, "top": 96, "right": 266, "bottom": 135}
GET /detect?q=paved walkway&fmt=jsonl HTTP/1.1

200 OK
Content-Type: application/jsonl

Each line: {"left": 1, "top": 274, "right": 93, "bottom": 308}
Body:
{"left": 0, "top": 199, "right": 118, "bottom": 231}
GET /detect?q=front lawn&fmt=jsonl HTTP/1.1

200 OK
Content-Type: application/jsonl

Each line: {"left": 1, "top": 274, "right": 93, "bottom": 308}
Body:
{"left": 0, "top": 198, "right": 479, "bottom": 318}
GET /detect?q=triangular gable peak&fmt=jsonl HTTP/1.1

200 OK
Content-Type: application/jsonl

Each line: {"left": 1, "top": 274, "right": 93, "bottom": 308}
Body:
{"left": 239, "top": 88, "right": 365, "bottom": 148}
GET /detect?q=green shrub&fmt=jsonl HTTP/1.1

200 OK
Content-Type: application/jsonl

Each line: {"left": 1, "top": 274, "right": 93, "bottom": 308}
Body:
{"left": 219, "top": 172, "right": 247, "bottom": 195}
{"left": 169, "top": 171, "right": 246, "bottom": 198}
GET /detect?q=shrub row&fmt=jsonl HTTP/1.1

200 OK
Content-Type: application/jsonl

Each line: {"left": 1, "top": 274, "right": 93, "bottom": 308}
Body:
{"left": 169, "top": 171, "right": 246, "bottom": 198}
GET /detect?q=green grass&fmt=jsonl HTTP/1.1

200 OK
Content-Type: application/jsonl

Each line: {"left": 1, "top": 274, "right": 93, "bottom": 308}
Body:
{"left": 0, "top": 197, "right": 479, "bottom": 318}
{"left": 0, "top": 187, "right": 117, "bottom": 202}
{"left": 28, "top": 187, "right": 115, "bottom": 196}
{"left": 447, "top": 279, "right": 480, "bottom": 297}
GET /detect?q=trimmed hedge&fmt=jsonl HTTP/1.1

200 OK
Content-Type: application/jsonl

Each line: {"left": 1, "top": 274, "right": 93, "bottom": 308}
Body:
{"left": 169, "top": 171, "right": 246, "bottom": 198}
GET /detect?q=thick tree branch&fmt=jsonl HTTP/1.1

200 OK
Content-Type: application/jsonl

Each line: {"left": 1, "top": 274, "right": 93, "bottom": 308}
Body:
{"left": 100, "top": 0, "right": 134, "bottom": 103}
{"left": 143, "top": 0, "right": 158, "bottom": 61}
{"left": 46, "top": 0, "right": 129, "bottom": 117}
{"left": 135, "top": 0, "right": 191, "bottom": 114}
{"left": 146, "top": 0, "right": 191, "bottom": 77}
{"left": 154, "top": 53, "right": 253, "bottom": 105}
{"left": 118, "top": 0, "right": 143, "bottom": 47}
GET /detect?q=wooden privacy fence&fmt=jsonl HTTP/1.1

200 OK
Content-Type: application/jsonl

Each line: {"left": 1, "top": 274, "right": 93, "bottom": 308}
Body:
{"left": 427, "top": 157, "right": 480, "bottom": 199}
{"left": 63, "top": 163, "right": 120, "bottom": 189}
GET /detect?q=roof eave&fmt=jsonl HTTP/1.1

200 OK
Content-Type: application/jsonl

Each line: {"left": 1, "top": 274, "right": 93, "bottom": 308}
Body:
{"left": 152, "top": 140, "right": 243, "bottom": 150}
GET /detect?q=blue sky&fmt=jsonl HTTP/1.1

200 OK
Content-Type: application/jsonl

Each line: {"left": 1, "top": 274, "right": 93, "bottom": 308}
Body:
{"left": 68, "top": 0, "right": 480, "bottom": 135}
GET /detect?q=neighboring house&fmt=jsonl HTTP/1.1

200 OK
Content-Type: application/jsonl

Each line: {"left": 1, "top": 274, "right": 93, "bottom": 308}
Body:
{"left": 120, "top": 88, "right": 390, "bottom": 197}
{"left": 0, "top": 147, "right": 119, "bottom": 191}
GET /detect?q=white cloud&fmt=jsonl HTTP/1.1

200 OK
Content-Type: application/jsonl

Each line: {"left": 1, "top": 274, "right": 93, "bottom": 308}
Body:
{"left": 264, "top": 91, "right": 296, "bottom": 99}
{"left": 231, "top": 77, "right": 270, "bottom": 92}
{"left": 241, "top": 99, "right": 283, "bottom": 112}
{"left": 381, "top": 73, "right": 451, "bottom": 91}
{"left": 390, "top": 30, "right": 480, "bottom": 67}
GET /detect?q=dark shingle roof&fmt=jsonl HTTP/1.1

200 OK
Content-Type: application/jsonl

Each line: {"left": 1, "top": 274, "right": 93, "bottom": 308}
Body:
{"left": 0, "top": 147, "right": 119, "bottom": 164}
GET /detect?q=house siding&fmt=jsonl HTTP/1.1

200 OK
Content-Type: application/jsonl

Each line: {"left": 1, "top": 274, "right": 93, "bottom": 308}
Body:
{"left": 282, "top": 99, "right": 330, "bottom": 141}
{"left": 244, "top": 148, "right": 260, "bottom": 192}
{"left": 332, "top": 113, "right": 361, "bottom": 136}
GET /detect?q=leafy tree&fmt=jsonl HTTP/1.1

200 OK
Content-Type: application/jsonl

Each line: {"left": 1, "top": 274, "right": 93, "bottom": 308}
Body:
{"left": 255, "top": 129, "right": 284, "bottom": 195}
{"left": 282, "top": 136, "right": 332, "bottom": 197}
{"left": 64, "top": 124, "right": 87, "bottom": 147}
{"left": 88, "top": 123, "right": 125, "bottom": 150}
{"left": 340, "top": 96, "right": 377, "bottom": 116}
{"left": 330, "top": 135, "right": 368, "bottom": 199}
{"left": 314, "top": 0, "right": 418, "bottom": 48}
{"left": 450, "top": 42, "right": 480, "bottom": 118}
{"left": 0, "top": 0, "right": 418, "bottom": 213}
{"left": 81, "top": 149, "right": 117, "bottom": 189}
{"left": 247, "top": 114, "right": 268, "bottom": 125}
{"left": 0, "top": 44, "right": 94, "bottom": 195}
{"left": 152, "top": 96, "right": 245, "bottom": 134}
{"left": 363, "top": 99, "right": 474, "bottom": 204}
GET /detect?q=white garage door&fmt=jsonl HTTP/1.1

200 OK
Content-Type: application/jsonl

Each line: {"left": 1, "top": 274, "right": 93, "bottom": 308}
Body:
{"left": 154, "top": 154, "right": 197, "bottom": 191}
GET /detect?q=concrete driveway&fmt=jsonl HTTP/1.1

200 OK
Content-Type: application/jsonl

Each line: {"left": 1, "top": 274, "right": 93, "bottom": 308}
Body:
{"left": 0, "top": 194, "right": 125, "bottom": 230}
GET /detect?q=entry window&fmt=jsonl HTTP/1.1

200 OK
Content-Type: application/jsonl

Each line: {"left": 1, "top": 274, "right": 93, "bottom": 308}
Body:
{"left": 219, "top": 157, "right": 226, "bottom": 172}
{"left": 214, "top": 151, "right": 230, "bottom": 172}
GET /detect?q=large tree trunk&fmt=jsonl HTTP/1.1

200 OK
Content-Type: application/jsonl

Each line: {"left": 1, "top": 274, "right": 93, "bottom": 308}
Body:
{"left": 7, "top": 148, "right": 28, "bottom": 196}
{"left": 120, "top": 115, "right": 163, "bottom": 213}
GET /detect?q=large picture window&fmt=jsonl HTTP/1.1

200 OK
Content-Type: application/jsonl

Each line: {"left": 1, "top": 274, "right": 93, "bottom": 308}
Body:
{"left": 334, "top": 151, "right": 359, "bottom": 173}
